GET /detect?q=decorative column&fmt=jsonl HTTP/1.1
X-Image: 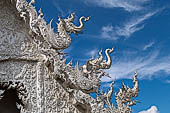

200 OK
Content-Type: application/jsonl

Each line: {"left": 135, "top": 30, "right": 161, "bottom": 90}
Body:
{"left": 36, "top": 62, "right": 45, "bottom": 113}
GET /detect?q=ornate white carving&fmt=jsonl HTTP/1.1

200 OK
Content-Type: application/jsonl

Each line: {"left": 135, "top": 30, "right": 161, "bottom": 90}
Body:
{"left": 0, "top": 0, "right": 139, "bottom": 113}
{"left": 15, "top": 0, "right": 90, "bottom": 50}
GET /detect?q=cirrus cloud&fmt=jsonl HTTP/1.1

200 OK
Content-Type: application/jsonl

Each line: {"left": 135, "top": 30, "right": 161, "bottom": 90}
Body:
{"left": 101, "top": 10, "right": 159, "bottom": 40}
{"left": 143, "top": 42, "right": 155, "bottom": 51}
{"left": 85, "top": 0, "right": 150, "bottom": 12}
{"left": 101, "top": 50, "right": 170, "bottom": 82}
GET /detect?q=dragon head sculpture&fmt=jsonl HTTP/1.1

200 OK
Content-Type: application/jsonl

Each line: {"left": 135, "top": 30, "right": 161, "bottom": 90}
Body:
{"left": 57, "top": 13, "right": 90, "bottom": 35}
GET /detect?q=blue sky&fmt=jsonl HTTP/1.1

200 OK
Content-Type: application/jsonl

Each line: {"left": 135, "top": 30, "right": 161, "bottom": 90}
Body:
{"left": 32, "top": 0, "right": 170, "bottom": 112}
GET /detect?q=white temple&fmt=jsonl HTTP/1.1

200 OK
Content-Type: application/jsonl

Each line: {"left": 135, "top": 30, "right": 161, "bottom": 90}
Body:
{"left": 0, "top": 0, "right": 139, "bottom": 113}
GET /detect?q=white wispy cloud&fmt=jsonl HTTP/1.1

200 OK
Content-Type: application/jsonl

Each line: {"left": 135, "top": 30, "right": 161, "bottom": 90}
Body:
{"left": 101, "top": 50, "right": 170, "bottom": 82}
{"left": 101, "top": 11, "right": 158, "bottom": 40}
{"left": 100, "top": 82, "right": 113, "bottom": 89}
{"left": 52, "top": 0, "right": 66, "bottom": 16}
{"left": 86, "top": 49, "right": 99, "bottom": 58}
{"left": 143, "top": 42, "right": 155, "bottom": 50}
{"left": 101, "top": 25, "right": 114, "bottom": 39}
{"left": 100, "top": 81, "right": 119, "bottom": 92}
{"left": 85, "top": 0, "right": 150, "bottom": 12}
{"left": 139, "top": 106, "right": 159, "bottom": 113}
{"left": 115, "top": 11, "right": 158, "bottom": 37}
{"left": 165, "top": 80, "right": 170, "bottom": 84}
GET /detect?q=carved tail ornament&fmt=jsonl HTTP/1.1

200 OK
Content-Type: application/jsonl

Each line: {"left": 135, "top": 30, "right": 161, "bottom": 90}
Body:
{"left": 131, "top": 71, "right": 139, "bottom": 97}
{"left": 72, "top": 16, "right": 90, "bottom": 31}
{"left": 101, "top": 47, "right": 114, "bottom": 69}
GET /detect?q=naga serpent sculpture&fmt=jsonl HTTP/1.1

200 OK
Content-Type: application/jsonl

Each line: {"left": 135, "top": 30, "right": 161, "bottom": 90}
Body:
{"left": 115, "top": 71, "right": 139, "bottom": 112}
{"left": 86, "top": 47, "right": 114, "bottom": 70}
{"left": 81, "top": 47, "right": 114, "bottom": 80}
{"left": 91, "top": 72, "right": 139, "bottom": 113}
{"left": 16, "top": 0, "right": 90, "bottom": 50}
